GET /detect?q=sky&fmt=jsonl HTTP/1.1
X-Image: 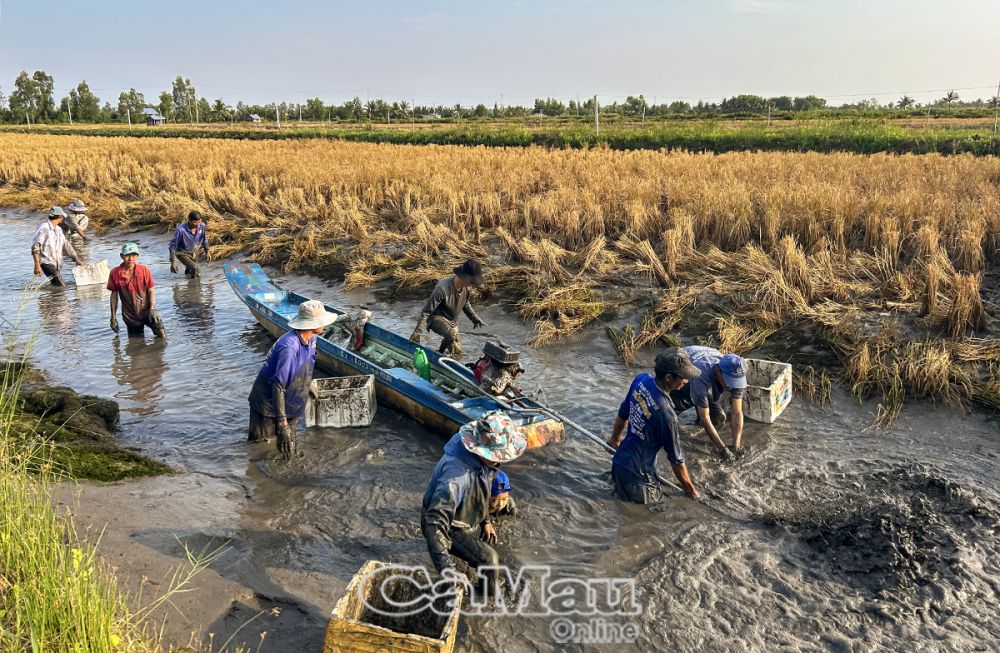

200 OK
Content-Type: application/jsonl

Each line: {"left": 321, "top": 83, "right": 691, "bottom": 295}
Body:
{"left": 1, "top": 0, "right": 998, "bottom": 107}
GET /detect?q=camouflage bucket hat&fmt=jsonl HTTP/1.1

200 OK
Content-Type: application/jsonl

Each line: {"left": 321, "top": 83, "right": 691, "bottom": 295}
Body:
{"left": 459, "top": 410, "right": 527, "bottom": 463}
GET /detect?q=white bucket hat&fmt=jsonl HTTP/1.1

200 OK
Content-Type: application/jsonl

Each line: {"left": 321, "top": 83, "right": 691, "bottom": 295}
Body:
{"left": 67, "top": 199, "right": 88, "bottom": 213}
{"left": 287, "top": 300, "right": 338, "bottom": 330}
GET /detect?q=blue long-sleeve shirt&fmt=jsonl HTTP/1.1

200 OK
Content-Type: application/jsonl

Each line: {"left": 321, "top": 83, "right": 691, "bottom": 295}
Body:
{"left": 612, "top": 373, "right": 685, "bottom": 481}
{"left": 168, "top": 222, "right": 207, "bottom": 255}
{"left": 421, "top": 433, "right": 497, "bottom": 572}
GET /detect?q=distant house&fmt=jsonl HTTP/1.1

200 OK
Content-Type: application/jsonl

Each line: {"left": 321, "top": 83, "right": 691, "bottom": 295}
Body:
{"left": 142, "top": 108, "right": 158, "bottom": 116}
{"left": 145, "top": 114, "right": 166, "bottom": 126}
{"left": 420, "top": 113, "right": 441, "bottom": 119}
{"left": 248, "top": 114, "right": 262, "bottom": 123}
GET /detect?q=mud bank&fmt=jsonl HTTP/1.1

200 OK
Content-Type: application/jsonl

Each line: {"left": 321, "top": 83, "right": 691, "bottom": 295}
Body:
{"left": 7, "top": 361, "right": 170, "bottom": 481}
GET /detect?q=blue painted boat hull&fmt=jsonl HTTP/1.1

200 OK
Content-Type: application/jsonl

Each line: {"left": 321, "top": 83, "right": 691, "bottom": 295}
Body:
{"left": 224, "top": 263, "right": 564, "bottom": 449}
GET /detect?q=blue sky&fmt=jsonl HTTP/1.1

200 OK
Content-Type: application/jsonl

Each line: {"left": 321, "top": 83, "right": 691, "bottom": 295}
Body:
{"left": 1, "top": 0, "right": 998, "bottom": 107}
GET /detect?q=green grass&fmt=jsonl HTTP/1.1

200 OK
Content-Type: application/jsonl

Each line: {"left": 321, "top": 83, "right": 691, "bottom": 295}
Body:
{"left": 3, "top": 118, "right": 998, "bottom": 155}
{"left": 0, "top": 361, "right": 144, "bottom": 651}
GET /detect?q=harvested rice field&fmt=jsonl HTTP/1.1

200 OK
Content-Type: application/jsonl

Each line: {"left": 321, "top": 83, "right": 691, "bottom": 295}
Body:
{"left": 1, "top": 133, "right": 997, "bottom": 424}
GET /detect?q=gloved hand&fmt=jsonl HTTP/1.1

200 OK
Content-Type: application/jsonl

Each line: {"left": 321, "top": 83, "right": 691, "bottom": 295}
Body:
{"left": 202, "top": 245, "right": 210, "bottom": 259}
{"left": 482, "top": 522, "right": 497, "bottom": 545}
{"left": 33, "top": 264, "right": 42, "bottom": 276}
{"left": 409, "top": 329, "right": 421, "bottom": 344}
{"left": 276, "top": 420, "right": 296, "bottom": 460}
{"left": 170, "top": 257, "right": 179, "bottom": 274}
{"left": 110, "top": 316, "right": 119, "bottom": 333}
{"left": 472, "top": 319, "right": 486, "bottom": 330}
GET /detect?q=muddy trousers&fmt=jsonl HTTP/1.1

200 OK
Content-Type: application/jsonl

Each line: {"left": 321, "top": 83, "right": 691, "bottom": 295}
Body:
{"left": 247, "top": 410, "right": 298, "bottom": 445}
{"left": 428, "top": 316, "right": 463, "bottom": 356}
{"left": 175, "top": 251, "right": 200, "bottom": 278}
{"left": 669, "top": 386, "right": 727, "bottom": 428}
{"left": 39, "top": 263, "right": 66, "bottom": 287}
{"left": 447, "top": 528, "right": 500, "bottom": 589}
{"left": 124, "top": 309, "right": 166, "bottom": 338}
{"left": 611, "top": 465, "right": 661, "bottom": 505}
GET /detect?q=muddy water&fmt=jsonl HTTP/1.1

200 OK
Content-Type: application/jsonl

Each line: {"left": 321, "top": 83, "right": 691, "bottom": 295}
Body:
{"left": 2, "top": 208, "right": 997, "bottom": 652}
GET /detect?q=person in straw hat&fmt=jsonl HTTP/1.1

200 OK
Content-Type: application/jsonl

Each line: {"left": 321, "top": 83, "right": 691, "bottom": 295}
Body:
{"left": 61, "top": 199, "right": 90, "bottom": 240}
{"left": 409, "top": 258, "right": 487, "bottom": 357}
{"left": 247, "top": 299, "right": 338, "bottom": 459}
{"left": 422, "top": 410, "right": 527, "bottom": 594}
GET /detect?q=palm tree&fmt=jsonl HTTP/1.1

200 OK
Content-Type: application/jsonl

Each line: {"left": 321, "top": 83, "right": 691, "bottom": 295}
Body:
{"left": 897, "top": 95, "right": 915, "bottom": 109}
{"left": 940, "top": 90, "right": 959, "bottom": 105}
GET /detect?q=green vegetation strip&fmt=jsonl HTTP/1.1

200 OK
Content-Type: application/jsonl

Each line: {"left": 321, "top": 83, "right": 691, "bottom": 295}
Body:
{"left": 3, "top": 120, "right": 998, "bottom": 154}
{"left": 0, "top": 361, "right": 143, "bottom": 650}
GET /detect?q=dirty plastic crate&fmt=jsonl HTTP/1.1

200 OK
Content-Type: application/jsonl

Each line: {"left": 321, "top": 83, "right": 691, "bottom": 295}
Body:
{"left": 72, "top": 259, "right": 110, "bottom": 287}
{"left": 324, "top": 560, "right": 462, "bottom": 653}
{"left": 305, "top": 375, "right": 376, "bottom": 428}
{"left": 742, "top": 358, "right": 793, "bottom": 424}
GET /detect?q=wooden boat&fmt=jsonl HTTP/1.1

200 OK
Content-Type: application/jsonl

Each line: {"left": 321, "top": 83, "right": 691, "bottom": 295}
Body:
{"left": 224, "top": 263, "right": 564, "bottom": 450}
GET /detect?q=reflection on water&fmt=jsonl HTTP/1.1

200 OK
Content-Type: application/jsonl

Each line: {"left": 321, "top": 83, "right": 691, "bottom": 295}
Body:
{"left": 172, "top": 277, "right": 215, "bottom": 331}
{"left": 110, "top": 334, "right": 169, "bottom": 417}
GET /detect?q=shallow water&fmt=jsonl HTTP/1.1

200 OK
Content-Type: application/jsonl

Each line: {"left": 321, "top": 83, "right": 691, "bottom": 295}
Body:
{"left": 2, "top": 208, "right": 997, "bottom": 652}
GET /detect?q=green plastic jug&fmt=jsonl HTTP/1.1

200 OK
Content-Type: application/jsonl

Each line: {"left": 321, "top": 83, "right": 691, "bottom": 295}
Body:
{"left": 414, "top": 347, "right": 431, "bottom": 381}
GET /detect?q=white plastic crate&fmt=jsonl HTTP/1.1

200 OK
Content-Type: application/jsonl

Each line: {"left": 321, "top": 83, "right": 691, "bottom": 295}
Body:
{"left": 72, "top": 259, "right": 110, "bottom": 287}
{"left": 742, "top": 358, "right": 793, "bottom": 424}
{"left": 306, "top": 375, "right": 376, "bottom": 428}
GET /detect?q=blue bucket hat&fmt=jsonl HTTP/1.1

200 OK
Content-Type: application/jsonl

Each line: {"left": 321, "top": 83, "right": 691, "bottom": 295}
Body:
{"left": 120, "top": 242, "right": 140, "bottom": 256}
{"left": 719, "top": 353, "right": 748, "bottom": 390}
{"left": 492, "top": 470, "right": 511, "bottom": 496}
{"left": 48, "top": 206, "right": 66, "bottom": 219}
{"left": 459, "top": 410, "right": 527, "bottom": 464}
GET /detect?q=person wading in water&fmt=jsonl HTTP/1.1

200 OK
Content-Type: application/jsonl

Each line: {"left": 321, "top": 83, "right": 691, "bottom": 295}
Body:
{"left": 31, "top": 207, "right": 84, "bottom": 286}
{"left": 422, "top": 410, "right": 526, "bottom": 594}
{"left": 409, "top": 258, "right": 487, "bottom": 357}
{"left": 247, "top": 300, "right": 338, "bottom": 460}
{"left": 607, "top": 347, "right": 702, "bottom": 504}
{"left": 107, "top": 242, "right": 166, "bottom": 338}
{"left": 169, "top": 210, "right": 209, "bottom": 279}
{"left": 669, "top": 346, "right": 748, "bottom": 460}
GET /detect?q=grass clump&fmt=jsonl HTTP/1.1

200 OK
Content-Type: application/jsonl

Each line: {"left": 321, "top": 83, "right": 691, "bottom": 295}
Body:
{"left": 0, "top": 360, "right": 147, "bottom": 651}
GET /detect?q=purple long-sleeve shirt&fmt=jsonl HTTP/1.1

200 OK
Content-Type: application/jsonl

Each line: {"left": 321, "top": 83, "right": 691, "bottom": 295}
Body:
{"left": 247, "top": 330, "right": 317, "bottom": 419}
{"left": 168, "top": 222, "right": 207, "bottom": 254}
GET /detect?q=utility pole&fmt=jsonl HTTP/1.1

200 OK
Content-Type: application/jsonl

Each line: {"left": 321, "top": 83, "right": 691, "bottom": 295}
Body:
{"left": 641, "top": 98, "right": 646, "bottom": 125}
{"left": 767, "top": 104, "right": 772, "bottom": 128}
{"left": 991, "top": 78, "right": 1000, "bottom": 151}
{"left": 299, "top": 104, "right": 302, "bottom": 122}
{"left": 412, "top": 96, "right": 415, "bottom": 127}
{"left": 127, "top": 109, "right": 132, "bottom": 132}
{"left": 594, "top": 94, "right": 599, "bottom": 136}
{"left": 276, "top": 103, "right": 281, "bottom": 129}
{"left": 67, "top": 103, "right": 72, "bottom": 124}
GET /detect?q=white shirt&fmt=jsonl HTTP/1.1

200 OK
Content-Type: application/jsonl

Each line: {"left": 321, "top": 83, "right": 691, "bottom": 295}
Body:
{"left": 32, "top": 221, "right": 77, "bottom": 267}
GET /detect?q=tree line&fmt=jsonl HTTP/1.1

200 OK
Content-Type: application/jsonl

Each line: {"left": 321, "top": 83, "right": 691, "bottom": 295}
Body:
{"left": 2, "top": 70, "right": 998, "bottom": 125}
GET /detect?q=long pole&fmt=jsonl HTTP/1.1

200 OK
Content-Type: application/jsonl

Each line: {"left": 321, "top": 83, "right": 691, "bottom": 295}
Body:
{"left": 275, "top": 103, "right": 281, "bottom": 129}
{"left": 127, "top": 109, "right": 131, "bottom": 132}
{"left": 67, "top": 103, "right": 72, "bottom": 124}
